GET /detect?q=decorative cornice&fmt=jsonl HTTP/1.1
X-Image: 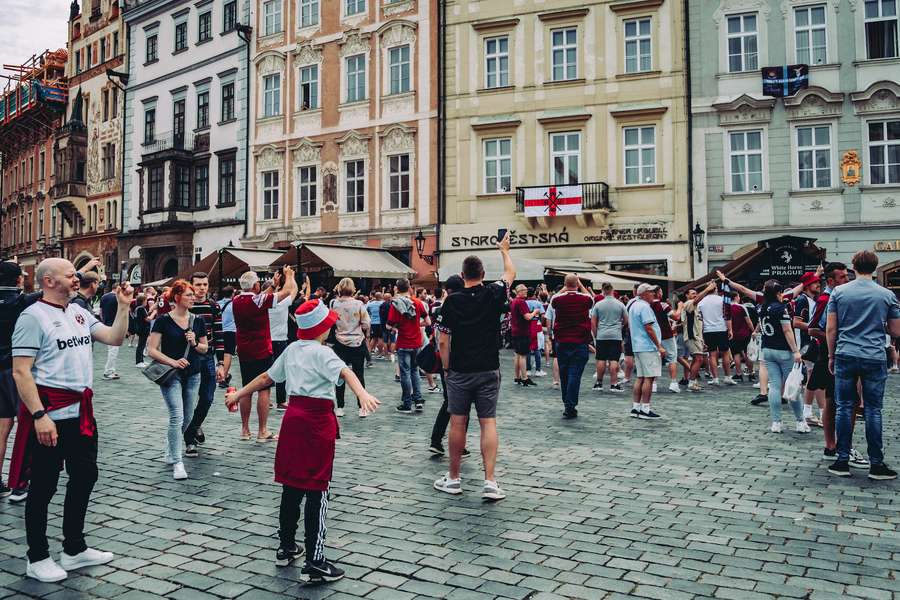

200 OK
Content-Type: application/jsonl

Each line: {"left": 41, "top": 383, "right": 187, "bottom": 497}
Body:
{"left": 850, "top": 80, "right": 900, "bottom": 115}
{"left": 609, "top": 106, "right": 668, "bottom": 119}
{"left": 713, "top": 0, "right": 771, "bottom": 25}
{"left": 783, "top": 86, "right": 844, "bottom": 120}
{"left": 537, "top": 113, "right": 592, "bottom": 125}
{"left": 471, "top": 118, "right": 522, "bottom": 132}
{"left": 538, "top": 8, "right": 590, "bottom": 22}
{"left": 340, "top": 30, "right": 371, "bottom": 58}
{"left": 609, "top": 0, "right": 664, "bottom": 13}
{"left": 472, "top": 18, "right": 520, "bottom": 32}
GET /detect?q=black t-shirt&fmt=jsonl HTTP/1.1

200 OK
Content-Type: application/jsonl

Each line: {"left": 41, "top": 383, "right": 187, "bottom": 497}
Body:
{"left": 760, "top": 301, "right": 792, "bottom": 351}
{"left": 435, "top": 280, "right": 508, "bottom": 373}
{"left": 378, "top": 301, "right": 391, "bottom": 326}
{"left": 794, "top": 294, "right": 812, "bottom": 347}
{"left": 134, "top": 306, "right": 151, "bottom": 335}
{"left": 0, "top": 288, "right": 42, "bottom": 370}
{"left": 151, "top": 314, "right": 207, "bottom": 375}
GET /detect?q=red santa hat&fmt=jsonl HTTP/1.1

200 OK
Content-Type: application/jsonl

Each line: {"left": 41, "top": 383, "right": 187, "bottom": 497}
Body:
{"left": 295, "top": 299, "right": 338, "bottom": 340}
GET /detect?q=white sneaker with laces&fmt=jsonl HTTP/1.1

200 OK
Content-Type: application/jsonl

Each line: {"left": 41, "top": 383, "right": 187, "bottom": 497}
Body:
{"left": 358, "top": 408, "right": 368, "bottom": 418}
{"left": 723, "top": 376, "right": 737, "bottom": 385}
{"left": 26, "top": 557, "right": 67, "bottom": 582}
{"left": 173, "top": 462, "right": 188, "bottom": 480}
{"left": 482, "top": 480, "right": 506, "bottom": 501}
{"left": 710, "top": 378, "right": 720, "bottom": 386}
{"left": 770, "top": 421, "right": 783, "bottom": 433}
{"left": 434, "top": 474, "right": 462, "bottom": 495}
{"left": 58, "top": 548, "right": 114, "bottom": 571}
{"left": 849, "top": 448, "right": 870, "bottom": 469}
{"left": 795, "top": 421, "right": 811, "bottom": 434}
{"left": 534, "top": 370, "right": 547, "bottom": 377}
{"left": 668, "top": 381, "right": 680, "bottom": 394}
{"left": 335, "top": 408, "right": 345, "bottom": 417}
{"left": 752, "top": 381, "right": 760, "bottom": 388}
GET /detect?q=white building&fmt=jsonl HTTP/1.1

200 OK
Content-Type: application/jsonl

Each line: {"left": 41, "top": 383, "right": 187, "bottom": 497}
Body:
{"left": 120, "top": 0, "right": 250, "bottom": 282}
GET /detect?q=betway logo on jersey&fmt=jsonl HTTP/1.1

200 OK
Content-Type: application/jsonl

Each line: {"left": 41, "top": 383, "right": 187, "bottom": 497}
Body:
{"left": 56, "top": 335, "right": 92, "bottom": 350}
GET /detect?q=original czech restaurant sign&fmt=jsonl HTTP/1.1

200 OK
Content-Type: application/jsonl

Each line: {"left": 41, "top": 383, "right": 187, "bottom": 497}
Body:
{"left": 448, "top": 223, "right": 671, "bottom": 249}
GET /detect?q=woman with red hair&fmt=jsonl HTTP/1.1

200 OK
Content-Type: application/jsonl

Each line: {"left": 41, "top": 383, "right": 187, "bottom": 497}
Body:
{"left": 146, "top": 280, "right": 208, "bottom": 480}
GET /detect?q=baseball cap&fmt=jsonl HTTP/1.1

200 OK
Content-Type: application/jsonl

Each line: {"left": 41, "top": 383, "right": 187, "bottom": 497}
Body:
{"left": 0, "top": 261, "right": 23, "bottom": 283}
{"left": 637, "top": 283, "right": 655, "bottom": 295}
{"left": 799, "top": 272, "right": 820, "bottom": 287}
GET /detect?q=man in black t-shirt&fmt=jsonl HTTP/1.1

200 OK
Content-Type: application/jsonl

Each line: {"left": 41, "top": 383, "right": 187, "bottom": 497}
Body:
{"left": 433, "top": 234, "right": 515, "bottom": 501}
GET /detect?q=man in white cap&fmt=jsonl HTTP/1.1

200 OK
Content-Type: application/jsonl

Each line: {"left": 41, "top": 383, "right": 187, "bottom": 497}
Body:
{"left": 627, "top": 283, "right": 664, "bottom": 419}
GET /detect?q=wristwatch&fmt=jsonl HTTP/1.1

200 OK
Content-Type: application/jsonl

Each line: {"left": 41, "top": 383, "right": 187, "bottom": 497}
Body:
{"left": 32, "top": 409, "right": 47, "bottom": 420}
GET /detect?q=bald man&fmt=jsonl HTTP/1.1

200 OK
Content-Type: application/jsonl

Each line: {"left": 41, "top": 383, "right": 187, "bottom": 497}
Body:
{"left": 10, "top": 258, "right": 133, "bottom": 583}
{"left": 550, "top": 275, "right": 594, "bottom": 418}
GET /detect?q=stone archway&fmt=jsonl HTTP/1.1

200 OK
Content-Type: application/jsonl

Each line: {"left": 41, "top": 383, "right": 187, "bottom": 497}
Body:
{"left": 878, "top": 258, "right": 900, "bottom": 301}
{"left": 161, "top": 258, "right": 179, "bottom": 279}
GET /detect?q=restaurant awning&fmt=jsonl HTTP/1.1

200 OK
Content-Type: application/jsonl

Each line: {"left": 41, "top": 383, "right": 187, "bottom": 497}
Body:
{"left": 271, "top": 242, "right": 415, "bottom": 279}
{"left": 437, "top": 255, "right": 624, "bottom": 285}
{"left": 180, "top": 247, "right": 285, "bottom": 289}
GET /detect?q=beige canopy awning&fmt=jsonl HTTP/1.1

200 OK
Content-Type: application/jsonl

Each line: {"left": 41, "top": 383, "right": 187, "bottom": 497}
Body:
{"left": 271, "top": 242, "right": 415, "bottom": 279}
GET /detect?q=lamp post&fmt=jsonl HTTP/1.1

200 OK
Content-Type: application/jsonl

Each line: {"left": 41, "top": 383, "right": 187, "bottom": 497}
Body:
{"left": 691, "top": 222, "right": 706, "bottom": 262}
{"left": 414, "top": 229, "right": 434, "bottom": 265}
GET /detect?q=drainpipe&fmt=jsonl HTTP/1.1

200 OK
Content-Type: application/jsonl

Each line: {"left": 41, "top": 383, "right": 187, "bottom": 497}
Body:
{"left": 436, "top": 0, "right": 446, "bottom": 273}
{"left": 683, "top": 0, "right": 695, "bottom": 280}
{"left": 237, "top": 23, "right": 253, "bottom": 239}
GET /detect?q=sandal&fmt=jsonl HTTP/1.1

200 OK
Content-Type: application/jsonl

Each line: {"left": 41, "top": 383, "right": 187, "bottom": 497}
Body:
{"left": 239, "top": 432, "right": 252, "bottom": 441}
{"left": 256, "top": 432, "right": 278, "bottom": 443}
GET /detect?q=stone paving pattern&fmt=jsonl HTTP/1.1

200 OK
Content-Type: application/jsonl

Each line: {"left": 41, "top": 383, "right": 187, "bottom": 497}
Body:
{"left": 1, "top": 350, "right": 899, "bottom": 600}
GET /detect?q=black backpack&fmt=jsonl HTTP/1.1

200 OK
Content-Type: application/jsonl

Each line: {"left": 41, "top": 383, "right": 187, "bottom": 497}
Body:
{"left": 0, "top": 290, "right": 41, "bottom": 368}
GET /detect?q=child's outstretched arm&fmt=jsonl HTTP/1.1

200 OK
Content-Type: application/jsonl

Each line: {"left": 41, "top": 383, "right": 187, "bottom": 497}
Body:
{"left": 342, "top": 367, "right": 380, "bottom": 413}
{"left": 224, "top": 373, "right": 275, "bottom": 408}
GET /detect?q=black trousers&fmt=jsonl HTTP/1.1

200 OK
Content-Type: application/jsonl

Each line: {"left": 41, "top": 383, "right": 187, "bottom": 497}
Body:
{"left": 333, "top": 342, "right": 365, "bottom": 409}
{"left": 135, "top": 333, "right": 148, "bottom": 364}
{"left": 272, "top": 340, "right": 289, "bottom": 405}
{"left": 26, "top": 418, "right": 98, "bottom": 563}
{"left": 430, "top": 371, "right": 450, "bottom": 445}
{"left": 279, "top": 485, "right": 328, "bottom": 564}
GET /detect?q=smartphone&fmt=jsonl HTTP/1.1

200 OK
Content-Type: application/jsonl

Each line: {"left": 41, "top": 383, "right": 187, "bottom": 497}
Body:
{"left": 497, "top": 228, "right": 508, "bottom": 241}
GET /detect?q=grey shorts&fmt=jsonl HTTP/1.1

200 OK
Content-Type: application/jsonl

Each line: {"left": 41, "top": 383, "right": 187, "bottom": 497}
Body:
{"left": 0, "top": 368, "right": 19, "bottom": 419}
{"left": 445, "top": 369, "right": 501, "bottom": 419}
{"left": 661, "top": 338, "right": 677, "bottom": 366}
{"left": 634, "top": 351, "right": 662, "bottom": 379}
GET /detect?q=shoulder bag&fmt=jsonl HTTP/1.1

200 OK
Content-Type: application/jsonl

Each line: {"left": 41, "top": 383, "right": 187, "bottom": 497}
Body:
{"left": 141, "top": 315, "right": 195, "bottom": 387}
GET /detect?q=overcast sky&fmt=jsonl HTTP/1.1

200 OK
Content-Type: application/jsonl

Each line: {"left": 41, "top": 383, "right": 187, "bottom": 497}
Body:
{"left": 0, "top": 1, "right": 69, "bottom": 83}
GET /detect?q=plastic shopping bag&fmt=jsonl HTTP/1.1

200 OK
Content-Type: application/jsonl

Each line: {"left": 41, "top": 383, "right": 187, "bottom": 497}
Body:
{"left": 747, "top": 336, "right": 760, "bottom": 362}
{"left": 783, "top": 363, "right": 804, "bottom": 402}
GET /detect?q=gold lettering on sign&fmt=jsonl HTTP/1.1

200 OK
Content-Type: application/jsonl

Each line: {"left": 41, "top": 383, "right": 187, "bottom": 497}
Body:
{"left": 874, "top": 241, "right": 900, "bottom": 252}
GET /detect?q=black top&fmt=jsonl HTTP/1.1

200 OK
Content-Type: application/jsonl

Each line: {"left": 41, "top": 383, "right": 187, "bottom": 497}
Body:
{"left": 435, "top": 280, "right": 508, "bottom": 373}
{"left": 0, "top": 288, "right": 41, "bottom": 370}
{"left": 151, "top": 313, "right": 207, "bottom": 376}
{"left": 100, "top": 292, "right": 118, "bottom": 326}
{"left": 134, "top": 306, "right": 151, "bottom": 336}
{"left": 760, "top": 301, "right": 792, "bottom": 351}
{"left": 70, "top": 293, "right": 92, "bottom": 311}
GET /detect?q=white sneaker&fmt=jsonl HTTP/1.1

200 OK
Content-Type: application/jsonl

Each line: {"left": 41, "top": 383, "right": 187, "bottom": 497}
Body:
{"left": 688, "top": 381, "right": 703, "bottom": 393}
{"left": 534, "top": 370, "right": 547, "bottom": 377}
{"left": 173, "top": 462, "right": 188, "bottom": 480}
{"left": 552, "top": 381, "right": 559, "bottom": 388}
{"left": 335, "top": 408, "right": 345, "bottom": 417}
{"left": 651, "top": 383, "right": 657, "bottom": 393}
{"left": 358, "top": 408, "right": 368, "bottom": 418}
{"left": 135, "top": 362, "right": 148, "bottom": 368}
{"left": 482, "top": 480, "right": 506, "bottom": 501}
{"left": 26, "top": 557, "right": 67, "bottom": 582}
{"left": 752, "top": 381, "right": 760, "bottom": 388}
{"left": 390, "top": 354, "right": 396, "bottom": 363}
{"left": 434, "top": 473, "right": 462, "bottom": 495}
{"left": 795, "top": 421, "right": 811, "bottom": 434}
{"left": 770, "top": 421, "right": 783, "bottom": 433}
{"left": 710, "top": 378, "right": 721, "bottom": 386}
{"left": 723, "top": 376, "right": 737, "bottom": 385}
{"left": 592, "top": 372, "right": 597, "bottom": 380}
{"left": 849, "top": 448, "right": 870, "bottom": 469}
{"left": 58, "top": 548, "right": 114, "bottom": 571}
{"left": 668, "top": 381, "right": 681, "bottom": 394}
{"left": 888, "top": 366, "right": 899, "bottom": 374}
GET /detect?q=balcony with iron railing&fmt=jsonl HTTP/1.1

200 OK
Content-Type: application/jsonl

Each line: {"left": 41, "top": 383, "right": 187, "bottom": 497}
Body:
{"left": 514, "top": 181, "right": 611, "bottom": 228}
{"left": 141, "top": 130, "right": 208, "bottom": 159}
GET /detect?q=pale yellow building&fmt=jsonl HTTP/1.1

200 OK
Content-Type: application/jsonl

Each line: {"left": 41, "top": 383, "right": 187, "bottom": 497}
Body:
{"left": 440, "top": 0, "right": 692, "bottom": 282}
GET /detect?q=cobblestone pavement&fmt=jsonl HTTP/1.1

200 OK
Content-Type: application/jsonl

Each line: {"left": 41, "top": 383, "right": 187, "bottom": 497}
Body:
{"left": 2, "top": 348, "right": 900, "bottom": 600}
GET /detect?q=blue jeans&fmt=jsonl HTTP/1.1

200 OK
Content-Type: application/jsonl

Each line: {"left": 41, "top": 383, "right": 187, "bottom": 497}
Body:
{"left": 762, "top": 348, "right": 804, "bottom": 424}
{"left": 184, "top": 355, "right": 215, "bottom": 445}
{"left": 161, "top": 372, "right": 200, "bottom": 463}
{"left": 557, "top": 343, "right": 589, "bottom": 411}
{"left": 526, "top": 348, "right": 542, "bottom": 372}
{"left": 397, "top": 348, "right": 422, "bottom": 408}
{"left": 835, "top": 355, "right": 887, "bottom": 465}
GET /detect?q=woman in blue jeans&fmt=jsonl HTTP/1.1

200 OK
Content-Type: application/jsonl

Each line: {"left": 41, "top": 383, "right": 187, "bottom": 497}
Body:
{"left": 758, "top": 281, "right": 807, "bottom": 434}
{"left": 147, "top": 280, "right": 208, "bottom": 480}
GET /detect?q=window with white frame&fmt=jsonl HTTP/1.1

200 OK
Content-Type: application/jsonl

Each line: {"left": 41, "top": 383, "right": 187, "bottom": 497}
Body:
{"left": 346, "top": 54, "right": 366, "bottom": 103}
{"left": 624, "top": 18, "right": 652, "bottom": 73}
{"left": 624, "top": 126, "right": 656, "bottom": 185}
{"left": 263, "top": 73, "right": 281, "bottom": 117}
{"left": 297, "top": 165, "right": 317, "bottom": 216}
{"left": 726, "top": 13, "right": 758, "bottom": 72}
{"left": 867, "top": 119, "right": 900, "bottom": 184}
{"left": 346, "top": 0, "right": 365, "bottom": 16}
{"left": 728, "top": 130, "right": 764, "bottom": 192}
{"left": 796, "top": 125, "right": 832, "bottom": 189}
{"left": 484, "top": 36, "right": 509, "bottom": 88}
{"left": 794, "top": 5, "right": 827, "bottom": 64}
{"left": 551, "top": 28, "right": 578, "bottom": 81}
{"left": 865, "top": 0, "right": 898, "bottom": 59}
{"left": 262, "top": 170, "right": 280, "bottom": 220}
{"left": 484, "top": 138, "right": 511, "bottom": 193}
{"left": 550, "top": 132, "right": 580, "bottom": 185}
{"left": 300, "top": 0, "right": 319, "bottom": 28}
{"left": 389, "top": 154, "right": 410, "bottom": 209}
{"left": 389, "top": 45, "right": 411, "bottom": 94}
{"left": 263, "top": 0, "right": 282, "bottom": 35}
{"left": 345, "top": 160, "right": 365, "bottom": 212}
{"left": 299, "top": 65, "right": 318, "bottom": 110}
{"left": 197, "top": 90, "right": 209, "bottom": 128}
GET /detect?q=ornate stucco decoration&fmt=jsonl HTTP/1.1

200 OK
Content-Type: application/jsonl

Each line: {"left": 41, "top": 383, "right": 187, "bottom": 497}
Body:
{"left": 339, "top": 30, "right": 371, "bottom": 58}
{"left": 255, "top": 52, "right": 286, "bottom": 76}
{"left": 380, "top": 20, "right": 417, "bottom": 47}
{"left": 841, "top": 151, "right": 861, "bottom": 186}
{"left": 712, "top": 0, "right": 770, "bottom": 24}
{"left": 712, "top": 94, "right": 776, "bottom": 126}
{"left": 783, "top": 86, "right": 844, "bottom": 121}
{"left": 290, "top": 139, "right": 321, "bottom": 166}
{"left": 380, "top": 125, "right": 416, "bottom": 154}
{"left": 293, "top": 43, "right": 323, "bottom": 66}
{"left": 850, "top": 81, "right": 900, "bottom": 115}
{"left": 338, "top": 131, "right": 369, "bottom": 158}
{"left": 254, "top": 145, "right": 284, "bottom": 171}
{"left": 384, "top": 0, "right": 415, "bottom": 17}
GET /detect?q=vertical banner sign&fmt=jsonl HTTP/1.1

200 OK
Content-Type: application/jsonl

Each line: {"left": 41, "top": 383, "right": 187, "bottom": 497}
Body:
{"left": 523, "top": 185, "right": 583, "bottom": 217}
{"left": 761, "top": 64, "right": 809, "bottom": 97}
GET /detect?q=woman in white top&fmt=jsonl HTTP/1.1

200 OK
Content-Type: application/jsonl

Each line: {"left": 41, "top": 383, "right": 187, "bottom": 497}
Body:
{"left": 329, "top": 278, "right": 370, "bottom": 417}
{"left": 268, "top": 269, "right": 298, "bottom": 410}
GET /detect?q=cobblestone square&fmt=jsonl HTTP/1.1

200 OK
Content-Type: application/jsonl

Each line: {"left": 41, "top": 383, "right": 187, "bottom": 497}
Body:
{"left": 1, "top": 351, "right": 899, "bottom": 600}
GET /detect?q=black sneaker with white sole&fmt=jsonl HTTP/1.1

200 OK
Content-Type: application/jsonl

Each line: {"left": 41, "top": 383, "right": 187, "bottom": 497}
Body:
{"left": 828, "top": 460, "right": 851, "bottom": 476}
{"left": 275, "top": 544, "right": 304, "bottom": 567}
{"left": 395, "top": 404, "right": 413, "bottom": 414}
{"left": 868, "top": 463, "right": 898, "bottom": 481}
{"left": 822, "top": 447, "right": 836, "bottom": 460}
{"left": 414, "top": 403, "right": 424, "bottom": 412}
{"left": 638, "top": 410, "right": 662, "bottom": 420}
{"left": 629, "top": 409, "right": 640, "bottom": 418}
{"left": 184, "top": 444, "right": 199, "bottom": 458}
{"left": 301, "top": 560, "right": 345, "bottom": 583}
{"left": 8, "top": 486, "right": 28, "bottom": 503}
{"left": 428, "top": 443, "right": 445, "bottom": 456}
{"left": 750, "top": 394, "right": 768, "bottom": 406}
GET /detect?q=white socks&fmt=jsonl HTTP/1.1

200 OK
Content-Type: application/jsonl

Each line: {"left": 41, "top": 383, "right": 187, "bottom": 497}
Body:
{"left": 633, "top": 402, "right": 640, "bottom": 411}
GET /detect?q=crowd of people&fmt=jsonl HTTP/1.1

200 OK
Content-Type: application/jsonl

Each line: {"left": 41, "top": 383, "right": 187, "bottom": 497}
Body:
{"left": 0, "top": 238, "right": 898, "bottom": 586}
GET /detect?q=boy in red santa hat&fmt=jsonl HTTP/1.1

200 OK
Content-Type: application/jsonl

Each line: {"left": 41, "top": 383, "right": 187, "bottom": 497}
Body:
{"left": 226, "top": 299, "right": 380, "bottom": 583}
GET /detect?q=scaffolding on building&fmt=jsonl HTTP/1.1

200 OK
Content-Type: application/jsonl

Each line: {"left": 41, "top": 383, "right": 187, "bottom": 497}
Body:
{"left": 0, "top": 49, "right": 69, "bottom": 157}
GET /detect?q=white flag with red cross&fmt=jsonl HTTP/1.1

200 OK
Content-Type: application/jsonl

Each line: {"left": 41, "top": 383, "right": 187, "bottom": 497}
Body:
{"left": 523, "top": 185, "right": 583, "bottom": 217}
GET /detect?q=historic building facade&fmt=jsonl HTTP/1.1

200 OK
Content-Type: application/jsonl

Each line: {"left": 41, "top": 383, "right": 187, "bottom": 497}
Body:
{"left": 440, "top": 0, "right": 692, "bottom": 281}
{"left": 120, "top": 0, "right": 250, "bottom": 284}
{"left": 51, "top": 0, "right": 126, "bottom": 278}
{"left": 691, "top": 0, "right": 900, "bottom": 288}
{"left": 0, "top": 50, "right": 68, "bottom": 287}
{"left": 245, "top": 0, "right": 438, "bottom": 282}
